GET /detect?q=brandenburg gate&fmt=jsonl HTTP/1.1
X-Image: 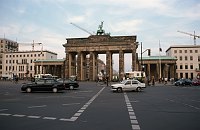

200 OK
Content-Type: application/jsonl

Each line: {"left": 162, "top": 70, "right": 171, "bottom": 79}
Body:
{"left": 63, "top": 34, "right": 139, "bottom": 81}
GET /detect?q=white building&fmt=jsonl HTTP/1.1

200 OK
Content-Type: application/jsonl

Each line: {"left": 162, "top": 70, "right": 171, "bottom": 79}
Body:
{"left": 166, "top": 45, "right": 200, "bottom": 79}
{"left": 2, "top": 50, "right": 57, "bottom": 79}
{"left": 0, "top": 38, "right": 18, "bottom": 78}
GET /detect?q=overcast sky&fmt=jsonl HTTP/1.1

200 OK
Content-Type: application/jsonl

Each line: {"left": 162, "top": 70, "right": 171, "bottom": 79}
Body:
{"left": 0, "top": 0, "right": 200, "bottom": 71}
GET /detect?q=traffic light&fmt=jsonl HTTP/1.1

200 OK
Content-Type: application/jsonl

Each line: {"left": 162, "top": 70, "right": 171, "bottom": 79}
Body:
{"left": 148, "top": 49, "right": 151, "bottom": 56}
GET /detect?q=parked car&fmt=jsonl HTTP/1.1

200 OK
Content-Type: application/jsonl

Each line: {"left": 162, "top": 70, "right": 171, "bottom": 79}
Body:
{"left": 57, "top": 78, "right": 79, "bottom": 90}
{"left": 192, "top": 79, "right": 200, "bottom": 86}
{"left": 111, "top": 79, "right": 146, "bottom": 93}
{"left": 21, "top": 78, "right": 66, "bottom": 93}
{"left": 174, "top": 78, "right": 192, "bottom": 86}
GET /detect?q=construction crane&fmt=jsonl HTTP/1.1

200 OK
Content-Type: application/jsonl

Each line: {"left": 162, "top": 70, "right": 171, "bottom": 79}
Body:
{"left": 70, "top": 22, "right": 93, "bottom": 35}
{"left": 177, "top": 30, "right": 200, "bottom": 45}
{"left": 18, "top": 40, "right": 42, "bottom": 51}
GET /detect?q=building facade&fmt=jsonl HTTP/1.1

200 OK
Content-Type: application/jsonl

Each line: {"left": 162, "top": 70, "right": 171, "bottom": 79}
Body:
{"left": 0, "top": 38, "right": 18, "bottom": 78}
{"left": 139, "top": 56, "right": 177, "bottom": 81}
{"left": 63, "top": 35, "right": 139, "bottom": 81}
{"left": 166, "top": 45, "right": 200, "bottom": 79}
{"left": 2, "top": 50, "right": 57, "bottom": 79}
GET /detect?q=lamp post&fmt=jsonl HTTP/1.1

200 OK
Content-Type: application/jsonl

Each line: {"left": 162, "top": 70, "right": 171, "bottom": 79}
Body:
{"left": 140, "top": 42, "right": 151, "bottom": 82}
{"left": 39, "top": 43, "right": 43, "bottom": 74}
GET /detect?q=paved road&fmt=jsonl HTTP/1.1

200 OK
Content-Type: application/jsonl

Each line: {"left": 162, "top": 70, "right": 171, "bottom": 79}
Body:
{"left": 0, "top": 81, "right": 200, "bottom": 130}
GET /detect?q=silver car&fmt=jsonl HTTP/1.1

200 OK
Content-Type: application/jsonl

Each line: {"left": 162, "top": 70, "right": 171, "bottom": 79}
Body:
{"left": 111, "top": 79, "right": 146, "bottom": 92}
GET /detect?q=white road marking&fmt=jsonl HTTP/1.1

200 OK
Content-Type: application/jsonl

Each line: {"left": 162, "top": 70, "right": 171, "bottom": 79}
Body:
{"left": 0, "top": 109, "right": 8, "bottom": 111}
{"left": 70, "top": 87, "right": 105, "bottom": 121}
{"left": 27, "top": 116, "right": 41, "bottom": 119}
{"left": 124, "top": 93, "right": 141, "bottom": 130}
{"left": 0, "top": 87, "right": 105, "bottom": 122}
{"left": 59, "top": 118, "right": 74, "bottom": 122}
{"left": 12, "top": 114, "right": 25, "bottom": 117}
{"left": 62, "top": 103, "right": 80, "bottom": 106}
{"left": 0, "top": 113, "right": 11, "bottom": 116}
{"left": 166, "top": 98, "right": 200, "bottom": 110}
{"left": 43, "top": 117, "right": 57, "bottom": 120}
{"left": 28, "top": 105, "right": 47, "bottom": 109}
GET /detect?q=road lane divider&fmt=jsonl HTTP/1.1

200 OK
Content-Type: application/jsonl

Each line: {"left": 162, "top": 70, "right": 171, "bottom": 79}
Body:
{"left": 70, "top": 87, "right": 105, "bottom": 121}
{"left": 0, "top": 87, "right": 106, "bottom": 122}
{"left": 124, "top": 93, "right": 141, "bottom": 130}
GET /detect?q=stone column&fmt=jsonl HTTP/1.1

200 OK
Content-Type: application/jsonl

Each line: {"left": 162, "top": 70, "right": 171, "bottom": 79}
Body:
{"left": 171, "top": 64, "right": 175, "bottom": 79}
{"left": 82, "top": 53, "right": 87, "bottom": 80}
{"left": 119, "top": 50, "right": 124, "bottom": 80}
{"left": 156, "top": 63, "right": 160, "bottom": 81}
{"left": 65, "top": 52, "right": 70, "bottom": 79}
{"left": 132, "top": 49, "right": 136, "bottom": 71}
{"left": 147, "top": 63, "right": 151, "bottom": 78}
{"left": 77, "top": 52, "right": 82, "bottom": 81}
{"left": 106, "top": 51, "right": 112, "bottom": 81}
{"left": 71, "top": 53, "right": 76, "bottom": 76}
{"left": 89, "top": 52, "right": 97, "bottom": 81}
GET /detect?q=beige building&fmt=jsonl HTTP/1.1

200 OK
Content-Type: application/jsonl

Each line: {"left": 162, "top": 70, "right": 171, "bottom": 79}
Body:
{"left": 0, "top": 38, "right": 19, "bottom": 78}
{"left": 166, "top": 45, "right": 200, "bottom": 79}
{"left": 2, "top": 50, "right": 57, "bottom": 79}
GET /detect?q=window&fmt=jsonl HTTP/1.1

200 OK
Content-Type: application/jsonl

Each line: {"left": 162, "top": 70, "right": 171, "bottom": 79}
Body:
{"left": 185, "top": 56, "right": 187, "bottom": 61}
{"left": 198, "top": 56, "right": 200, "bottom": 61}
{"left": 125, "top": 81, "right": 131, "bottom": 85}
{"left": 37, "top": 79, "right": 45, "bottom": 84}
{"left": 190, "top": 65, "right": 193, "bottom": 69}
{"left": 190, "top": 56, "right": 193, "bottom": 60}
{"left": 185, "top": 73, "right": 188, "bottom": 79}
{"left": 190, "top": 50, "right": 192, "bottom": 53}
{"left": 179, "top": 50, "right": 182, "bottom": 53}
{"left": 180, "top": 65, "right": 183, "bottom": 69}
{"left": 174, "top": 50, "right": 177, "bottom": 53}
{"left": 184, "top": 50, "right": 187, "bottom": 53}
{"left": 185, "top": 65, "right": 188, "bottom": 69}
{"left": 195, "top": 50, "right": 198, "bottom": 53}
{"left": 180, "top": 56, "right": 182, "bottom": 61}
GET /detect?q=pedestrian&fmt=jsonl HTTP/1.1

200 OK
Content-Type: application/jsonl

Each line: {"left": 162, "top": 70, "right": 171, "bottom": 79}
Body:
{"left": 164, "top": 77, "right": 167, "bottom": 85}
{"left": 106, "top": 75, "right": 109, "bottom": 86}
{"left": 152, "top": 76, "right": 155, "bottom": 86}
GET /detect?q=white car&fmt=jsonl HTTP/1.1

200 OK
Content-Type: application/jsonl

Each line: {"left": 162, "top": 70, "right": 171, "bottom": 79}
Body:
{"left": 111, "top": 79, "right": 146, "bottom": 92}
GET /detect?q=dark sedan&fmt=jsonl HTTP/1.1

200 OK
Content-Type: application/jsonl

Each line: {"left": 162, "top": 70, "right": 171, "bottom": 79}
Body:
{"left": 174, "top": 78, "right": 192, "bottom": 86}
{"left": 192, "top": 79, "right": 200, "bottom": 86}
{"left": 57, "top": 78, "right": 79, "bottom": 90}
{"left": 21, "top": 78, "right": 66, "bottom": 93}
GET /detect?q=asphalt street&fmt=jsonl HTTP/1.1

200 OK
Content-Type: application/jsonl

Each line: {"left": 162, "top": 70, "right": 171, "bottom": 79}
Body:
{"left": 0, "top": 81, "right": 200, "bottom": 130}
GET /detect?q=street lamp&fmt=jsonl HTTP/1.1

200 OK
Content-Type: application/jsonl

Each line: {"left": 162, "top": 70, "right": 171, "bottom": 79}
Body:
{"left": 140, "top": 42, "right": 150, "bottom": 81}
{"left": 39, "top": 43, "right": 43, "bottom": 74}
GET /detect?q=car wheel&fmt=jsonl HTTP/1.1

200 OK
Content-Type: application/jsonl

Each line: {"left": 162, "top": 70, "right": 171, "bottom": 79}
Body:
{"left": 136, "top": 87, "right": 142, "bottom": 92}
{"left": 26, "top": 88, "right": 31, "bottom": 93}
{"left": 69, "top": 85, "right": 74, "bottom": 90}
{"left": 117, "top": 87, "right": 122, "bottom": 93}
{"left": 53, "top": 88, "right": 58, "bottom": 93}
